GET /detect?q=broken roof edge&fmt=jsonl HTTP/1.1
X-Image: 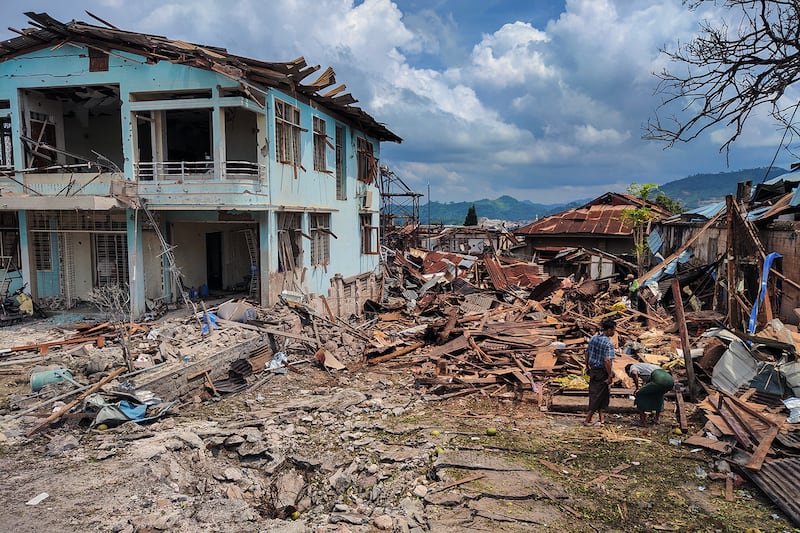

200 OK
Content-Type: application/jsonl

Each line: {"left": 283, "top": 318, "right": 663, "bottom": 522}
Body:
{"left": 2, "top": 12, "right": 402, "bottom": 144}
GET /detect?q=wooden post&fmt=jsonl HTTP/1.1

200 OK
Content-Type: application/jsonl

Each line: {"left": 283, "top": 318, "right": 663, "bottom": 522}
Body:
{"left": 726, "top": 195, "right": 737, "bottom": 328}
{"left": 671, "top": 278, "right": 697, "bottom": 402}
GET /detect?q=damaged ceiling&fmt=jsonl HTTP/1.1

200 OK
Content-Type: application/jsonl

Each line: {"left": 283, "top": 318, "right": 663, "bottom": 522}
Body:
{"left": 0, "top": 12, "right": 401, "bottom": 144}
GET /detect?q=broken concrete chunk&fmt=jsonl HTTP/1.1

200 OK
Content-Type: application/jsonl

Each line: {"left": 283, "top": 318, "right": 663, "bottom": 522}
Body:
{"left": 223, "top": 467, "right": 243, "bottom": 481}
{"left": 372, "top": 514, "right": 394, "bottom": 530}
{"left": 328, "top": 468, "right": 353, "bottom": 492}
{"left": 46, "top": 434, "right": 80, "bottom": 456}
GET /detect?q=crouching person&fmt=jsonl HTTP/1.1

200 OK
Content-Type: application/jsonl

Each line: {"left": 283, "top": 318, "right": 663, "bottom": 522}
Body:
{"left": 626, "top": 362, "right": 674, "bottom": 425}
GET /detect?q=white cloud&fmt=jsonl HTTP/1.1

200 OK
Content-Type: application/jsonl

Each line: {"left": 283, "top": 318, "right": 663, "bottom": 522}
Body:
{"left": 468, "top": 22, "right": 553, "bottom": 88}
{"left": 1, "top": 0, "right": 773, "bottom": 204}
{"left": 575, "top": 124, "right": 631, "bottom": 146}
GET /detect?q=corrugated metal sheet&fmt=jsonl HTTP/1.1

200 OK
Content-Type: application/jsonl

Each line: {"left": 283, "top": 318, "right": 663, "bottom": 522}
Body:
{"left": 791, "top": 186, "right": 800, "bottom": 207}
{"left": 483, "top": 255, "right": 509, "bottom": 290}
{"left": 503, "top": 264, "right": 544, "bottom": 288}
{"left": 516, "top": 192, "right": 670, "bottom": 237}
{"left": 711, "top": 340, "right": 758, "bottom": 394}
{"left": 648, "top": 229, "right": 664, "bottom": 254}
{"left": 740, "top": 457, "right": 800, "bottom": 526}
{"left": 516, "top": 204, "right": 634, "bottom": 236}
{"left": 764, "top": 170, "right": 800, "bottom": 185}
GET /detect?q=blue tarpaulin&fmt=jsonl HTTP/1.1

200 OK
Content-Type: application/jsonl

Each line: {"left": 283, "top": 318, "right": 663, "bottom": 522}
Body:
{"left": 748, "top": 252, "right": 782, "bottom": 334}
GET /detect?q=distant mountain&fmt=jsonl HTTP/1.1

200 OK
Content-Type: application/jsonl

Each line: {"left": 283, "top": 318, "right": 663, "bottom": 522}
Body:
{"left": 414, "top": 167, "right": 791, "bottom": 225}
{"left": 422, "top": 195, "right": 584, "bottom": 225}
{"left": 658, "top": 167, "right": 788, "bottom": 209}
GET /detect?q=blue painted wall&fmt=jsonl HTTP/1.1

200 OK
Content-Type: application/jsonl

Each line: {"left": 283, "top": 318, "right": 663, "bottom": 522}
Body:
{"left": 0, "top": 43, "right": 385, "bottom": 307}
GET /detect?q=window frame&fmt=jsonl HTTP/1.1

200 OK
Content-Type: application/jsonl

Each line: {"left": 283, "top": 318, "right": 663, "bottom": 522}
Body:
{"left": 360, "top": 213, "right": 379, "bottom": 255}
{"left": 32, "top": 232, "right": 53, "bottom": 271}
{"left": 275, "top": 99, "right": 302, "bottom": 167}
{"left": 0, "top": 114, "right": 12, "bottom": 169}
{"left": 335, "top": 124, "right": 345, "bottom": 200}
{"left": 356, "top": 136, "right": 377, "bottom": 184}
{"left": 312, "top": 116, "right": 328, "bottom": 172}
{"left": 309, "top": 213, "right": 332, "bottom": 267}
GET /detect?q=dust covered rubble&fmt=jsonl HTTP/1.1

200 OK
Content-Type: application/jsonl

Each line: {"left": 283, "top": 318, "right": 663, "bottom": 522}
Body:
{"left": 0, "top": 300, "right": 529, "bottom": 532}
{"left": 12, "top": 380, "right": 446, "bottom": 533}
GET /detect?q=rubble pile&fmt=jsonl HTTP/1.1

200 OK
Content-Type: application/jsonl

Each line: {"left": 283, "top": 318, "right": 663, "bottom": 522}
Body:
{"left": 0, "top": 239, "right": 798, "bottom": 530}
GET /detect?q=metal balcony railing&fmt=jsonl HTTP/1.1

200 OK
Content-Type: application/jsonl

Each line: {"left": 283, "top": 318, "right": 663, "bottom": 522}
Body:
{"left": 135, "top": 160, "right": 264, "bottom": 182}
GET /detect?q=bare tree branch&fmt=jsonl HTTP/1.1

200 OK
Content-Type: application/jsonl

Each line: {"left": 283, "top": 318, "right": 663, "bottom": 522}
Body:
{"left": 645, "top": 0, "right": 800, "bottom": 155}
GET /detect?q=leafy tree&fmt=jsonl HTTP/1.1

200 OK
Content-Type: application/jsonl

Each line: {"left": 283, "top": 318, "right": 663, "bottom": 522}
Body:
{"left": 464, "top": 204, "right": 478, "bottom": 226}
{"left": 653, "top": 193, "right": 684, "bottom": 214}
{"left": 646, "top": 1, "right": 800, "bottom": 155}
{"left": 621, "top": 183, "right": 662, "bottom": 275}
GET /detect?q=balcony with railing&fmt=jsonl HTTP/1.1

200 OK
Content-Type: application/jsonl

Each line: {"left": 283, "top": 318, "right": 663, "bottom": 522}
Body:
{"left": 132, "top": 159, "right": 269, "bottom": 209}
{"left": 134, "top": 160, "right": 265, "bottom": 182}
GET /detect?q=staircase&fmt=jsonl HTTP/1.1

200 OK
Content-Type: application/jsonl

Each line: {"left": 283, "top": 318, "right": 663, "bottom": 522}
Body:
{"left": 242, "top": 229, "right": 259, "bottom": 300}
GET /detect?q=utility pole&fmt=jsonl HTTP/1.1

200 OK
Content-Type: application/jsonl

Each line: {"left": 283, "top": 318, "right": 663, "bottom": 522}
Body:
{"left": 427, "top": 183, "right": 430, "bottom": 226}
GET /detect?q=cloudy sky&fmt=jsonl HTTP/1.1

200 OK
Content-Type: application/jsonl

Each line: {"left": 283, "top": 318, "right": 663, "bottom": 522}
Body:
{"left": 1, "top": 0, "right": 793, "bottom": 204}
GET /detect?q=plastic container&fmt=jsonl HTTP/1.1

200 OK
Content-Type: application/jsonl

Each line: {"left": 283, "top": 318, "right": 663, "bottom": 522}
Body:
{"left": 30, "top": 368, "right": 73, "bottom": 391}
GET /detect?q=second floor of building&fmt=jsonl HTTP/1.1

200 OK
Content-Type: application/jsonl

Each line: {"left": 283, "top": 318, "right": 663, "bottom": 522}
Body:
{"left": 0, "top": 14, "right": 401, "bottom": 213}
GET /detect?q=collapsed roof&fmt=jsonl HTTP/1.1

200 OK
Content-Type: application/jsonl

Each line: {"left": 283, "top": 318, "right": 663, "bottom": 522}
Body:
{"left": 0, "top": 11, "right": 402, "bottom": 144}
{"left": 516, "top": 192, "right": 672, "bottom": 237}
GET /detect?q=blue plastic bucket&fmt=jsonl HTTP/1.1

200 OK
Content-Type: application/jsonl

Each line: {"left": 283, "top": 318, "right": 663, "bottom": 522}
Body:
{"left": 30, "top": 368, "right": 73, "bottom": 392}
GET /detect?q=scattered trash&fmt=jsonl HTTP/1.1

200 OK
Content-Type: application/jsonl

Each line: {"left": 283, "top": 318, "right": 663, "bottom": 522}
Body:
{"left": 25, "top": 493, "right": 49, "bottom": 506}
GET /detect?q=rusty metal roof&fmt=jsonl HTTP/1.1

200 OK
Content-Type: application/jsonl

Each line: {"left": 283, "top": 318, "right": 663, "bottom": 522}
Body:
{"left": 740, "top": 456, "right": 800, "bottom": 526}
{"left": 483, "top": 255, "right": 544, "bottom": 290}
{"left": 0, "top": 12, "right": 401, "bottom": 143}
{"left": 515, "top": 192, "right": 670, "bottom": 237}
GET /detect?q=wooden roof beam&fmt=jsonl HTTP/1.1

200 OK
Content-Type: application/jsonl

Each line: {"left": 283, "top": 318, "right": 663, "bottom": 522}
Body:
{"left": 322, "top": 84, "right": 347, "bottom": 98}
{"left": 305, "top": 66, "right": 336, "bottom": 89}
{"left": 296, "top": 63, "right": 321, "bottom": 83}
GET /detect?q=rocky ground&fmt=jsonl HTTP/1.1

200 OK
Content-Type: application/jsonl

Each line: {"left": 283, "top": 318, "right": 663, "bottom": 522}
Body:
{"left": 0, "top": 305, "right": 795, "bottom": 533}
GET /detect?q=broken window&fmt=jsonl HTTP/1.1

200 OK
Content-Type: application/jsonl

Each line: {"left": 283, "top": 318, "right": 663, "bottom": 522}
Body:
{"left": 21, "top": 86, "right": 123, "bottom": 171}
{"left": 313, "top": 116, "right": 328, "bottom": 172}
{"left": 275, "top": 99, "right": 301, "bottom": 167}
{"left": 32, "top": 232, "right": 52, "bottom": 271}
{"left": 0, "top": 212, "right": 19, "bottom": 272}
{"left": 88, "top": 48, "right": 109, "bottom": 72}
{"left": 277, "top": 212, "right": 303, "bottom": 272}
{"left": 310, "top": 213, "right": 332, "bottom": 266}
{"left": 93, "top": 233, "right": 129, "bottom": 286}
{"left": 0, "top": 115, "right": 12, "bottom": 168}
{"left": 360, "top": 213, "right": 379, "bottom": 255}
{"left": 335, "top": 125, "right": 345, "bottom": 200}
{"left": 357, "top": 137, "right": 377, "bottom": 184}
{"left": 26, "top": 112, "right": 57, "bottom": 168}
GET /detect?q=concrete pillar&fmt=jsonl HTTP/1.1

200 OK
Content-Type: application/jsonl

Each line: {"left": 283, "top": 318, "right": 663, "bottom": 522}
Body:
{"left": 17, "top": 210, "right": 32, "bottom": 295}
{"left": 127, "top": 208, "right": 146, "bottom": 318}
{"left": 258, "top": 210, "right": 270, "bottom": 306}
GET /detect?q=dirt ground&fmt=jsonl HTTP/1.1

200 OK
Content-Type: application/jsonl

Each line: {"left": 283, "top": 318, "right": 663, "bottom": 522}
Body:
{"left": 0, "top": 308, "right": 796, "bottom": 533}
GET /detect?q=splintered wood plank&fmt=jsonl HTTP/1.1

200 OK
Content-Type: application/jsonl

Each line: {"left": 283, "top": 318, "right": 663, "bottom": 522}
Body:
{"left": 746, "top": 423, "right": 781, "bottom": 471}
{"left": 532, "top": 350, "right": 557, "bottom": 371}
{"left": 675, "top": 387, "right": 688, "bottom": 431}
{"left": 683, "top": 434, "right": 732, "bottom": 453}
{"left": 725, "top": 476, "right": 734, "bottom": 502}
{"left": 705, "top": 414, "right": 735, "bottom": 436}
{"left": 426, "top": 335, "right": 470, "bottom": 359}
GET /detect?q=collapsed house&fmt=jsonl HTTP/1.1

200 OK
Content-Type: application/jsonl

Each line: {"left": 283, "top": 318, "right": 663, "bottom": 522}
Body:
{"left": 0, "top": 12, "right": 401, "bottom": 318}
{"left": 514, "top": 192, "right": 671, "bottom": 279}
{"left": 417, "top": 224, "right": 522, "bottom": 255}
{"left": 651, "top": 174, "right": 800, "bottom": 327}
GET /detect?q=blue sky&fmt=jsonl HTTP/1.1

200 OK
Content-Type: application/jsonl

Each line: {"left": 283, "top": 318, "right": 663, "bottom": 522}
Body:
{"left": 1, "top": 1, "right": 795, "bottom": 204}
